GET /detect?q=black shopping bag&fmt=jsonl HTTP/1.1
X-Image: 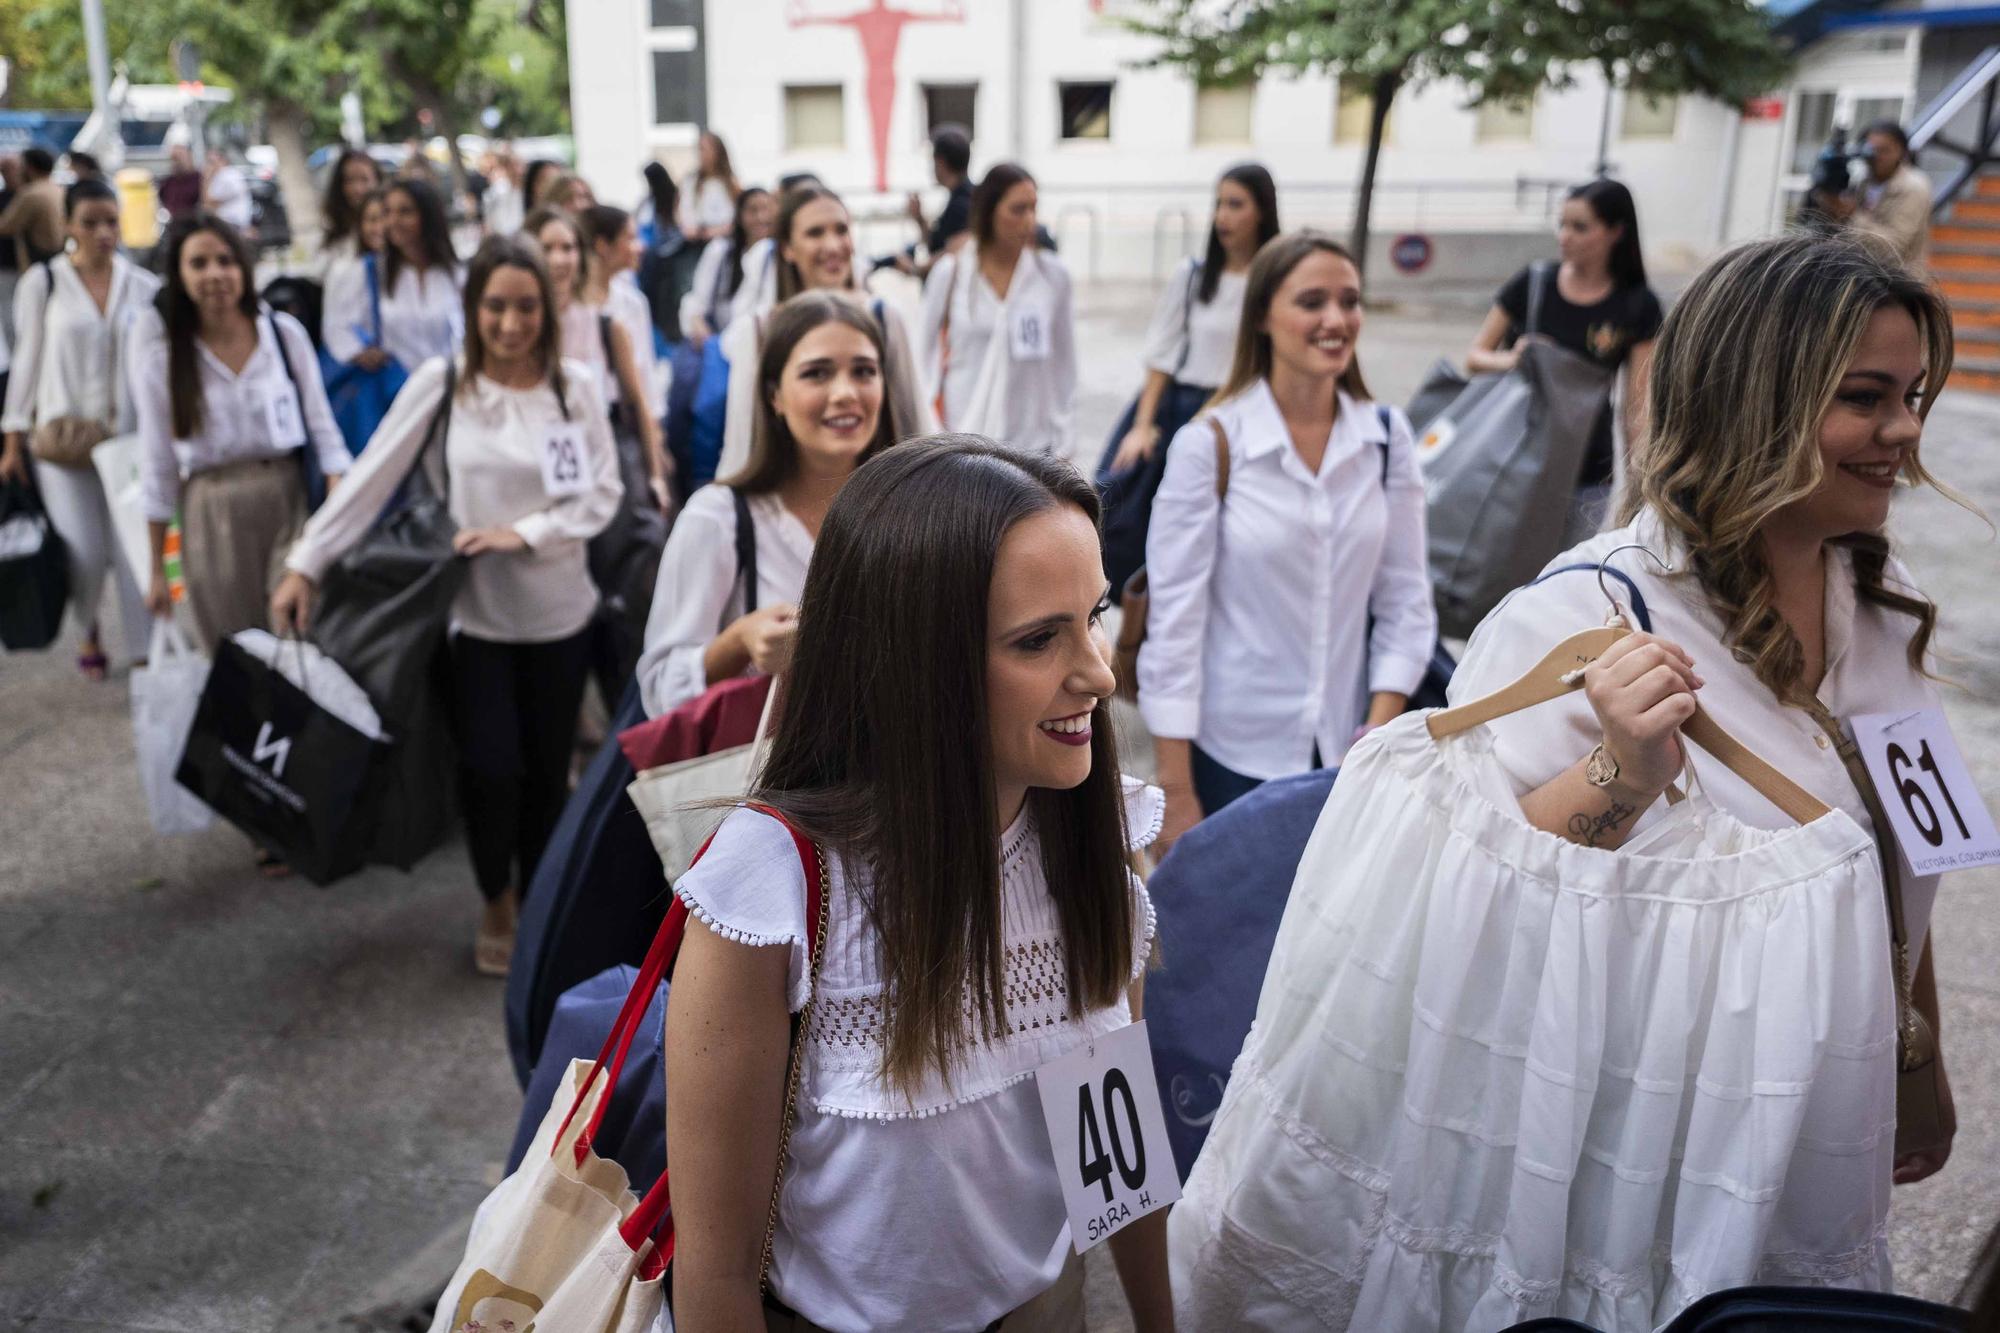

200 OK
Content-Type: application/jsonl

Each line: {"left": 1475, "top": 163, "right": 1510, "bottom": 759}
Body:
{"left": 0, "top": 477, "right": 69, "bottom": 650}
{"left": 175, "top": 639, "right": 387, "bottom": 885}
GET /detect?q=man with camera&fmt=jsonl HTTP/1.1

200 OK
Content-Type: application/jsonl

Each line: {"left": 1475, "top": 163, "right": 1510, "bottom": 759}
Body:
{"left": 1817, "top": 121, "right": 1933, "bottom": 272}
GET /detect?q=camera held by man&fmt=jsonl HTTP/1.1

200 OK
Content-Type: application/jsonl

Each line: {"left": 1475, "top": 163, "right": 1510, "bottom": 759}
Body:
{"left": 1806, "top": 120, "right": 1933, "bottom": 272}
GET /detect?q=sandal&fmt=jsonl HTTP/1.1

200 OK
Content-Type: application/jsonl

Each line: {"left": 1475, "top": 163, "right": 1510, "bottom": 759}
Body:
{"left": 77, "top": 648, "right": 108, "bottom": 681}
{"left": 474, "top": 920, "right": 516, "bottom": 977}
{"left": 253, "top": 848, "right": 292, "bottom": 879}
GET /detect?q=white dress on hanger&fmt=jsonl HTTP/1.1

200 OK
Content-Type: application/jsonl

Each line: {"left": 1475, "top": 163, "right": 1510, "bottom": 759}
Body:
{"left": 1170, "top": 711, "right": 1896, "bottom": 1331}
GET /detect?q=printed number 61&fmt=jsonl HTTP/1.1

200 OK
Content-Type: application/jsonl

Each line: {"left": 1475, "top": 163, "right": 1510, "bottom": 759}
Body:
{"left": 1888, "top": 740, "right": 1970, "bottom": 848}
{"left": 1077, "top": 1069, "right": 1146, "bottom": 1203}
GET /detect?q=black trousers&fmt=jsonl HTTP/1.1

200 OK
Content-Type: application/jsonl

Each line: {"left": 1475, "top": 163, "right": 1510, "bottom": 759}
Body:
{"left": 449, "top": 628, "right": 591, "bottom": 900}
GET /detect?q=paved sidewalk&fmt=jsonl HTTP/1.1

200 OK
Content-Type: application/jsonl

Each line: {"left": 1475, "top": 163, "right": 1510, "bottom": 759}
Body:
{"left": 3, "top": 280, "right": 1997, "bottom": 1328}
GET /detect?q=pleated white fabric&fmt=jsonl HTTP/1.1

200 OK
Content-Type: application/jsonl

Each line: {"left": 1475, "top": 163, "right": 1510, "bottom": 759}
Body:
{"left": 1170, "top": 713, "right": 1899, "bottom": 1332}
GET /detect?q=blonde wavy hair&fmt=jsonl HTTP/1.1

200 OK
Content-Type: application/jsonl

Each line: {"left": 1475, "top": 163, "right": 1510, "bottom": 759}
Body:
{"left": 1621, "top": 231, "right": 1955, "bottom": 706}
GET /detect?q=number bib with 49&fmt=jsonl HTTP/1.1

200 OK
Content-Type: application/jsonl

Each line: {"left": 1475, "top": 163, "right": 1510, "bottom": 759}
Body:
{"left": 1033, "top": 1020, "right": 1180, "bottom": 1253}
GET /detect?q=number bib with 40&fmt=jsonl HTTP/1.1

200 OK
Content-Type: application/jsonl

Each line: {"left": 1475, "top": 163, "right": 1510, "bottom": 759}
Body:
{"left": 1032, "top": 1020, "right": 1180, "bottom": 1253}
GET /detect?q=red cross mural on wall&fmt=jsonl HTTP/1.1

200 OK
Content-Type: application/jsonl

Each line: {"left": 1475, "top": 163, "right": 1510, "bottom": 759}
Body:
{"left": 786, "top": 0, "right": 966, "bottom": 192}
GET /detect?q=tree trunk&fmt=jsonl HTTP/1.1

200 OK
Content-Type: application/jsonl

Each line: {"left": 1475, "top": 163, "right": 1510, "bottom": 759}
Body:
{"left": 266, "top": 96, "right": 319, "bottom": 258}
{"left": 1349, "top": 68, "right": 1403, "bottom": 287}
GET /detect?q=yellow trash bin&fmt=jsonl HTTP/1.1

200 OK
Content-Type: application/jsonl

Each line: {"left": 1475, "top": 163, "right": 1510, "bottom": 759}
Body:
{"left": 115, "top": 168, "right": 161, "bottom": 250}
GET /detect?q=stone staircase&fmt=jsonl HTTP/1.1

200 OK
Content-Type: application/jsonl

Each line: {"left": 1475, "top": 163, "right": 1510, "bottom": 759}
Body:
{"left": 1932, "top": 172, "right": 2000, "bottom": 393}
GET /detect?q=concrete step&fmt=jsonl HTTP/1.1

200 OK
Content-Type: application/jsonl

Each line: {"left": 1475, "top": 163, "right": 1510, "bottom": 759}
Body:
{"left": 1931, "top": 246, "right": 2000, "bottom": 273}
{"left": 1952, "top": 322, "right": 2000, "bottom": 350}
{"left": 1952, "top": 365, "right": 2000, "bottom": 394}
{"left": 1939, "top": 275, "right": 2000, "bottom": 302}
{"left": 1934, "top": 222, "right": 2000, "bottom": 246}
{"left": 1951, "top": 298, "right": 2000, "bottom": 331}
{"left": 1974, "top": 174, "right": 2000, "bottom": 199}
{"left": 1949, "top": 199, "right": 2000, "bottom": 224}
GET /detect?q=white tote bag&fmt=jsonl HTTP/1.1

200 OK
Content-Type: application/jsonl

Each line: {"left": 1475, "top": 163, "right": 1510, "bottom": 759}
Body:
{"left": 130, "top": 617, "right": 215, "bottom": 836}
{"left": 429, "top": 1059, "right": 665, "bottom": 1333}
{"left": 90, "top": 434, "right": 153, "bottom": 601}
{"left": 627, "top": 685, "right": 776, "bottom": 880}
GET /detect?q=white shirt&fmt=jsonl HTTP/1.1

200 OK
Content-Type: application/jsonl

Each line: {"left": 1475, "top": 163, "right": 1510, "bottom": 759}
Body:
{"left": 1138, "top": 383, "right": 1437, "bottom": 777}
{"left": 635, "top": 483, "right": 813, "bottom": 717}
{"left": 681, "top": 237, "right": 752, "bottom": 339}
{"left": 307, "top": 232, "right": 361, "bottom": 286}
{"left": 321, "top": 256, "right": 463, "bottom": 372}
{"left": 205, "top": 164, "right": 253, "bottom": 230}
{"left": 285, "top": 356, "right": 621, "bottom": 644}
{"left": 482, "top": 176, "right": 524, "bottom": 238}
{"left": 608, "top": 279, "right": 665, "bottom": 417}
{"left": 917, "top": 247, "right": 1077, "bottom": 457}
{"left": 677, "top": 175, "right": 736, "bottom": 236}
{"left": 1139, "top": 257, "right": 1245, "bottom": 390}
{"left": 670, "top": 784, "right": 1160, "bottom": 1333}
{"left": 1451, "top": 511, "right": 1944, "bottom": 954}
{"left": 130, "top": 308, "right": 354, "bottom": 523}
{"left": 727, "top": 237, "right": 780, "bottom": 333}
{"left": 2, "top": 253, "right": 158, "bottom": 434}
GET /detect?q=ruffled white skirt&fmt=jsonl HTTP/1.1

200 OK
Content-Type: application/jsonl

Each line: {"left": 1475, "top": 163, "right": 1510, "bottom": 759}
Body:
{"left": 1169, "top": 714, "right": 1898, "bottom": 1332}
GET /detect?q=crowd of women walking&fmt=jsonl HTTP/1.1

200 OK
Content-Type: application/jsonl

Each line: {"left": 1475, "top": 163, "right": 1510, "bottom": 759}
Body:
{"left": 0, "top": 123, "right": 1991, "bottom": 1333}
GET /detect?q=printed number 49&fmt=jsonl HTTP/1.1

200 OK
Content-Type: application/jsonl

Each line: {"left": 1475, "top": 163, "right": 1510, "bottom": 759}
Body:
{"left": 1888, "top": 740, "right": 1970, "bottom": 847}
{"left": 1077, "top": 1069, "right": 1147, "bottom": 1203}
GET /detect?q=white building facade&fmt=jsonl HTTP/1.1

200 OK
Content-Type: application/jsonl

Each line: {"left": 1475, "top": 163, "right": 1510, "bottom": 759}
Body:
{"left": 568, "top": 0, "right": 1991, "bottom": 286}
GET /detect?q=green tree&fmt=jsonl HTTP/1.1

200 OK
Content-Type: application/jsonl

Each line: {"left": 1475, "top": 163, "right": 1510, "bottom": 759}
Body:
{"left": 1126, "top": 0, "right": 1793, "bottom": 280}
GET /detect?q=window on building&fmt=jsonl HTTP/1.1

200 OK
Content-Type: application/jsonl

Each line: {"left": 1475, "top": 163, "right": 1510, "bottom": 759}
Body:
{"left": 1852, "top": 95, "right": 1907, "bottom": 134}
{"left": 923, "top": 83, "right": 977, "bottom": 142}
{"left": 649, "top": 0, "right": 699, "bottom": 24}
{"left": 785, "top": 84, "right": 846, "bottom": 150}
{"left": 1334, "top": 78, "right": 1392, "bottom": 145}
{"left": 1193, "top": 82, "right": 1255, "bottom": 145}
{"left": 1620, "top": 91, "right": 1679, "bottom": 140}
{"left": 1474, "top": 96, "right": 1536, "bottom": 143}
{"left": 653, "top": 48, "right": 705, "bottom": 128}
{"left": 1059, "top": 82, "right": 1114, "bottom": 140}
{"left": 1789, "top": 90, "right": 1837, "bottom": 175}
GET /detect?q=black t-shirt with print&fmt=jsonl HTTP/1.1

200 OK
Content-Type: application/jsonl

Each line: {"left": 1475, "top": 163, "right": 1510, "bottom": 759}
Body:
{"left": 1496, "top": 264, "right": 1664, "bottom": 485}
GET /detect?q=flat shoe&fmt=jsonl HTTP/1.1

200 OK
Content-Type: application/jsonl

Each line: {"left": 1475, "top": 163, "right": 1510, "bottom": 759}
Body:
{"left": 474, "top": 922, "right": 515, "bottom": 977}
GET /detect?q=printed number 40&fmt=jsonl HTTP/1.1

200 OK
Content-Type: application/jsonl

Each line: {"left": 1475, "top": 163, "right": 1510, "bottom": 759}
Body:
{"left": 1077, "top": 1069, "right": 1147, "bottom": 1203}
{"left": 1888, "top": 740, "right": 1970, "bottom": 848}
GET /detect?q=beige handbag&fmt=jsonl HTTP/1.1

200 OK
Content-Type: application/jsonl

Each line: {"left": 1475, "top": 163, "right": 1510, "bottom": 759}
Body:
{"left": 1807, "top": 702, "right": 1948, "bottom": 1157}
{"left": 24, "top": 259, "right": 116, "bottom": 469}
{"left": 1114, "top": 419, "right": 1230, "bottom": 702}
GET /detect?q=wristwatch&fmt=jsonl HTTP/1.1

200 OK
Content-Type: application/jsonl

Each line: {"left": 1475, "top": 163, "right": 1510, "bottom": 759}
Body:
{"left": 1585, "top": 743, "right": 1621, "bottom": 789}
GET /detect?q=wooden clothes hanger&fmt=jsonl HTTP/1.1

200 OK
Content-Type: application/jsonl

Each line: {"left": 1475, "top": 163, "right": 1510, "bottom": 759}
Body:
{"left": 1426, "top": 549, "right": 1832, "bottom": 826}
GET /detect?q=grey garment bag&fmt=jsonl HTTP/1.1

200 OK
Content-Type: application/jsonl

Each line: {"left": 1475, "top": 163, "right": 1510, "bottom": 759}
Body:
{"left": 1404, "top": 264, "right": 1614, "bottom": 639}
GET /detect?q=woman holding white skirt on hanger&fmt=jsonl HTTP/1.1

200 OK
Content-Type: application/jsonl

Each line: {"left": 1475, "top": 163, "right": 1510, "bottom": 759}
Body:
{"left": 918, "top": 163, "right": 1076, "bottom": 457}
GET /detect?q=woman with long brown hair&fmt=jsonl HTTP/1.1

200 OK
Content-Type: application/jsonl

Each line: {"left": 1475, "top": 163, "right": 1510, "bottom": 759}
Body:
{"left": 665, "top": 437, "right": 1174, "bottom": 1331}
{"left": 1172, "top": 231, "right": 1961, "bottom": 1329}
{"left": 1138, "top": 231, "right": 1436, "bottom": 847}
{"left": 679, "top": 129, "right": 741, "bottom": 242}
{"left": 273, "top": 236, "right": 620, "bottom": 975}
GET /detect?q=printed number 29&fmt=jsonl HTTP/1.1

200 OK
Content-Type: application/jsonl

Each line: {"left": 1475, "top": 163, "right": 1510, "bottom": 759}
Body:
{"left": 1888, "top": 740, "right": 1970, "bottom": 847}
{"left": 554, "top": 439, "right": 580, "bottom": 482}
{"left": 1077, "top": 1069, "right": 1147, "bottom": 1203}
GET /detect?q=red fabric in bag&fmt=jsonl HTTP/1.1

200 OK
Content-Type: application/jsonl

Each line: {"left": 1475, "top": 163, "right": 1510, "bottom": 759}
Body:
{"left": 617, "top": 671, "right": 774, "bottom": 773}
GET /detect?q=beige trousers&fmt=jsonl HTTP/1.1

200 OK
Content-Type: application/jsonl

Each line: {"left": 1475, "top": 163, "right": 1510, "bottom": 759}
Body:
{"left": 762, "top": 1252, "right": 1086, "bottom": 1333}
{"left": 180, "top": 455, "right": 306, "bottom": 650}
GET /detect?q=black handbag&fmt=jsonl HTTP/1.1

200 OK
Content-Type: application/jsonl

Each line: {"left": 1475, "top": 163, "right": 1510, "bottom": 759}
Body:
{"left": 309, "top": 363, "right": 466, "bottom": 869}
{"left": 0, "top": 477, "right": 68, "bottom": 651}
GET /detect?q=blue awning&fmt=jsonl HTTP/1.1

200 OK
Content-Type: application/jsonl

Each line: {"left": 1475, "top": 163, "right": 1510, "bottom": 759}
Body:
{"left": 1782, "top": 1, "right": 2000, "bottom": 44}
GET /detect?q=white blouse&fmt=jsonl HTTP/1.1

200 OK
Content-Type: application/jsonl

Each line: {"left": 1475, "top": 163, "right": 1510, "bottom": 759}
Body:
{"left": 728, "top": 237, "right": 781, "bottom": 333}
{"left": 608, "top": 279, "right": 665, "bottom": 418}
{"left": 1452, "top": 510, "right": 1945, "bottom": 954}
{"left": 1138, "top": 382, "right": 1438, "bottom": 777}
{"left": 634, "top": 482, "right": 813, "bottom": 717}
{"left": 678, "top": 175, "right": 737, "bottom": 237}
{"left": 129, "top": 308, "right": 354, "bottom": 523}
{"left": 672, "top": 782, "right": 1161, "bottom": 1333}
{"left": 2, "top": 253, "right": 158, "bottom": 435}
{"left": 681, "top": 237, "right": 751, "bottom": 339}
{"left": 917, "top": 247, "right": 1077, "bottom": 457}
{"left": 1139, "top": 257, "right": 1245, "bottom": 390}
{"left": 285, "top": 356, "right": 621, "bottom": 644}
{"left": 321, "top": 256, "right": 462, "bottom": 371}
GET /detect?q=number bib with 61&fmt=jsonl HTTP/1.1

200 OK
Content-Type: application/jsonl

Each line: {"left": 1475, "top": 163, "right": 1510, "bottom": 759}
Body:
{"left": 1851, "top": 708, "right": 2000, "bottom": 876}
{"left": 1033, "top": 1020, "right": 1180, "bottom": 1253}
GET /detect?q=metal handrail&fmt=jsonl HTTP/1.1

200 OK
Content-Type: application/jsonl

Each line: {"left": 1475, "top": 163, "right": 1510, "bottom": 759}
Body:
{"left": 1908, "top": 44, "right": 2000, "bottom": 213}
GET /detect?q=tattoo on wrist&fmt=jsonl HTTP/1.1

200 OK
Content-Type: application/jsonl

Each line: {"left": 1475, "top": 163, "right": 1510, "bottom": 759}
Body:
{"left": 1568, "top": 801, "right": 1636, "bottom": 847}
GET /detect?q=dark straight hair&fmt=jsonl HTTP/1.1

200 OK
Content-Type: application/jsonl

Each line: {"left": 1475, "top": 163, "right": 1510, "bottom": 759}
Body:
{"left": 729, "top": 291, "right": 898, "bottom": 493}
{"left": 750, "top": 437, "right": 1136, "bottom": 1091}
{"left": 523, "top": 158, "right": 563, "bottom": 208}
{"left": 581, "top": 203, "right": 631, "bottom": 256}
{"left": 724, "top": 186, "right": 771, "bottom": 301}
{"left": 382, "top": 177, "right": 457, "bottom": 292}
{"left": 970, "top": 161, "right": 1034, "bottom": 252}
{"left": 155, "top": 212, "right": 263, "bottom": 439}
{"left": 1569, "top": 178, "right": 1648, "bottom": 290}
{"left": 642, "top": 160, "right": 678, "bottom": 233}
{"left": 1201, "top": 162, "right": 1280, "bottom": 304}
{"left": 322, "top": 147, "right": 383, "bottom": 248}
{"left": 64, "top": 177, "right": 118, "bottom": 217}
{"left": 459, "top": 234, "right": 563, "bottom": 401}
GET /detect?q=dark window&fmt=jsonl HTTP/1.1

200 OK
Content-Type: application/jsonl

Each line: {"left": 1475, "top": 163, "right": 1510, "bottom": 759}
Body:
{"left": 653, "top": 48, "right": 706, "bottom": 127}
{"left": 923, "top": 83, "right": 977, "bottom": 141}
{"left": 650, "top": 0, "right": 700, "bottom": 26}
{"left": 1059, "top": 81, "right": 1113, "bottom": 140}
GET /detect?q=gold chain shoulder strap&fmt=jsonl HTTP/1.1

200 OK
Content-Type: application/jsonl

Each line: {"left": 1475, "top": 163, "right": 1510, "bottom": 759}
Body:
{"left": 758, "top": 837, "right": 832, "bottom": 1293}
